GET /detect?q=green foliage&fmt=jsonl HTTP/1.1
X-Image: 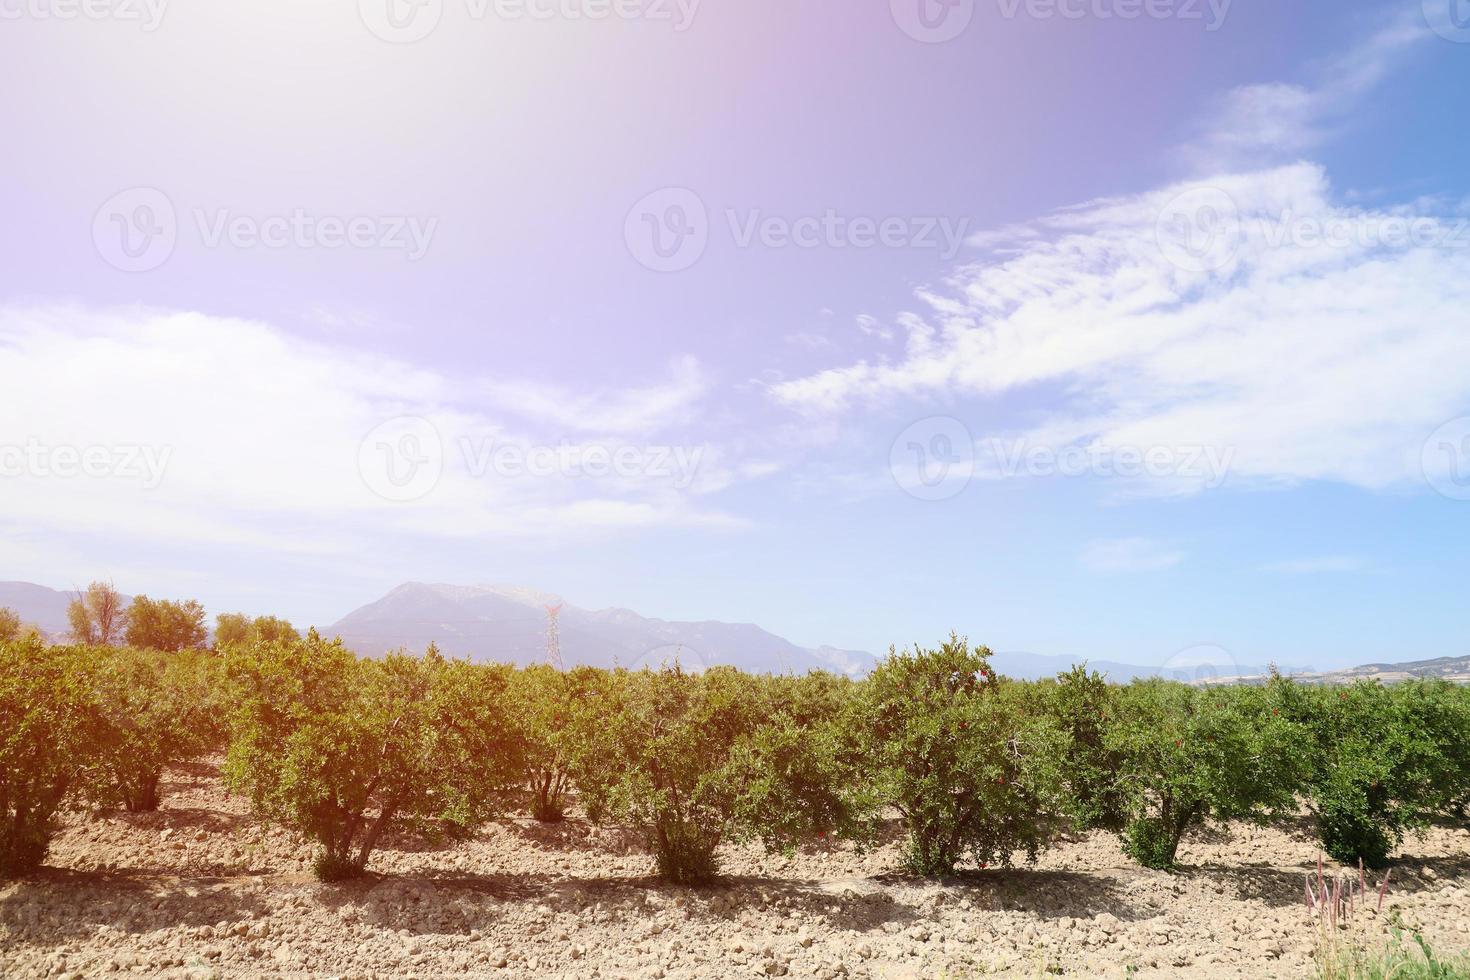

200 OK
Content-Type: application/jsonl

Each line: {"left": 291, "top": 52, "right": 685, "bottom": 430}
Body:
{"left": 736, "top": 671, "right": 874, "bottom": 854}
{"left": 5, "top": 618, "right": 1468, "bottom": 888}
{"left": 1318, "top": 927, "right": 1470, "bottom": 980}
{"left": 1274, "top": 678, "right": 1470, "bottom": 868}
{"left": 0, "top": 639, "right": 107, "bottom": 876}
{"left": 123, "top": 595, "right": 208, "bottom": 653}
{"left": 511, "top": 664, "right": 575, "bottom": 822}
{"left": 1104, "top": 681, "right": 1304, "bottom": 869}
{"left": 856, "top": 635, "right": 1064, "bottom": 876}
{"left": 93, "top": 648, "right": 220, "bottom": 811}
{"left": 1038, "top": 665, "right": 1128, "bottom": 833}
{"left": 1121, "top": 815, "right": 1178, "bottom": 869}
{"left": 566, "top": 665, "right": 857, "bottom": 883}
{"left": 214, "top": 612, "right": 300, "bottom": 650}
{"left": 422, "top": 652, "right": 525, "bottom": 830}
{"left": 223, "top": 633, "right": 522, "bottom": 880}
{"left": 0, "top": 608, "right": 24, "bottom": 642}
{"left": 0, "top": 608, "right": 42, "bottom": 644}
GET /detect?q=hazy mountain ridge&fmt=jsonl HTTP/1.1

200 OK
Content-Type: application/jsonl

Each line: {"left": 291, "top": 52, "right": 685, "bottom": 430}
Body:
{"left": 327, "top": 582, "right": 879, "bottom": 676}
{"left": 1, "top": 580, "right": 1461, "bottom": 683}
{"left": 1277, "top": 655, "right": 1470, "bottom": 686}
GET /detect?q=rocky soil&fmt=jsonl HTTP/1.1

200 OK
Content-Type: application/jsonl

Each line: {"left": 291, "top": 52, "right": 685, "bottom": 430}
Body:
{"left": 3, "top": 761, "right": 1469, "bottom": 979}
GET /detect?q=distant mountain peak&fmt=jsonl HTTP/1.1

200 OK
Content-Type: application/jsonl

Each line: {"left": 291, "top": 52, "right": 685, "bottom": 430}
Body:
{"left": 475, "top": 584, "right": 566, "bottom": 608}
{"left": 327, "top": 582, "right": 876, "bottom": 676}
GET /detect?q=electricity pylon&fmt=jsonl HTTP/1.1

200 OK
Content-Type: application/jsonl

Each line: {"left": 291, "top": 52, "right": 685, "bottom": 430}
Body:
{"left": 544, "top": 603, "right": 564, "bottom": 669}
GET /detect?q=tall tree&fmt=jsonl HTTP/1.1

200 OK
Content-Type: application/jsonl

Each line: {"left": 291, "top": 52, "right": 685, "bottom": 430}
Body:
{"left": 214, "top": 612, "right": 250, "bottom": 649}
{"left": 0, "top": 609, "right": 42, "bottom": 644}
{"left": 0, "top": 608, "right": 21, "bottom": 642}
{"left": 67, "top": 581, "right": 128, "bottom": 646}
{"left": 124, "top": 596, "right": 208, "bottom": 652}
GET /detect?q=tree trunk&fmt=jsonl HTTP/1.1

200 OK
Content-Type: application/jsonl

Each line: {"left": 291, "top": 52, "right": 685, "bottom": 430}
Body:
{"left": 354, "top": 804, "right": 399, "bottom": 872}
{"left": 123, "top": 772, "right": 162, "bottom": 813}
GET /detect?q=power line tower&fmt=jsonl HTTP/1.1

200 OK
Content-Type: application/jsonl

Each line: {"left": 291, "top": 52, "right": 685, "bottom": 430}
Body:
{"left": 544, "top": 603, "right": 564, "bottom": 669}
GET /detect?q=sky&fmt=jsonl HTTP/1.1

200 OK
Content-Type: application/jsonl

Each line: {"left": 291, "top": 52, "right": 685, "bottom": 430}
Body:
{"left": 1, "top": 0, "right": 1468, "bottom": 671}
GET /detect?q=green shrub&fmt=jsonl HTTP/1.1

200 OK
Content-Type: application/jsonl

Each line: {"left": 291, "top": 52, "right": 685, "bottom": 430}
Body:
{"left": 737, "top": 671, "right": 874, "bottom": 854}
{"left": 1122, "top": 814, "right": 1179, "bottom": 869}
{"left": 0, "top": 639, "right": 107, "bottom": 876}
{"left": 1276, "top": 678, "right": 1470, "bottom": 868}
{"left": 566, "top": 665, "right": 855, "bottom": 883}
{"left": 1038, "top": 665, "right": 1128, "bottom": 833}
{"left": 425, "top": 653, "right": 525, "bottom": 830}
{"left": 1105, "top": 681, "right": 1304, "bottom": 870}
{"left": 511, "top": 664, "right": 576, "bottom": 822}
{"left": 223, "top": 634, "right": 521, "bottom": 880}
{"left": 855, "top": 634, "right": 1064, "bottom": 876}
{"left": 93, "top": 647, "right": 219, "bottom": 811}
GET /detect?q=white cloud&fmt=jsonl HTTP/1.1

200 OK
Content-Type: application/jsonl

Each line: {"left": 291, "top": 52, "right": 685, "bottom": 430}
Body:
{"left": 1179, "top": 14, "right": 1427, "bottom": 172}
{"left": 0, "top": 305, "right": 737, "bottom": 559}
{"left": 855, "top": 314, "right": 894, "bottom": 342}
{"left": 771, "top": 163, "right": 1470, "bottom": 495}
{"left": 1079, "top": 538, "right": 1186, "bottom": 573}
{"left": 480, "top": 354, "right": 706, "bottom": 435}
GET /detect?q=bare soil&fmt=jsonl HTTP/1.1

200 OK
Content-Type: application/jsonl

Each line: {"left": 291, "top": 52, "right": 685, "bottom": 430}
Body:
{"left": 3, "top": 761, "right": 1469, "bottom": 979}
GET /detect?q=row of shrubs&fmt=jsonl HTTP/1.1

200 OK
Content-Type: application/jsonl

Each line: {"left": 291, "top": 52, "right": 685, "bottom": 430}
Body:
{"left": 2, "top": 633, "right": 1468, "bottom": 883}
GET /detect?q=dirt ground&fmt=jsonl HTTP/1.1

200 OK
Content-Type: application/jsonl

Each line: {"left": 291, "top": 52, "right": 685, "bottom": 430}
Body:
{"left": 3, "top": 761, "right": 1469, "bottom": 979}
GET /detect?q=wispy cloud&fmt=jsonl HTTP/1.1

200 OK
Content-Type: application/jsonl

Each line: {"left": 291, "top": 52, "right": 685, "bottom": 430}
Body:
{"left": 481, "top": 354, "right": 707, "bottom": 435}
{"left": 771, "top": 161, "right": 1470, "bottom": 495}
{"left": 855, "top": 314, "right": 894, "bottom": 342}
{"left": 1179, "top": 13, "right": 1428, "bottom": 172}
{"left": 1080, "top": 538, "right": 1186, "bottom": 573}
{"left": 767, "top": 16, "right": 1470, "bottom": 499}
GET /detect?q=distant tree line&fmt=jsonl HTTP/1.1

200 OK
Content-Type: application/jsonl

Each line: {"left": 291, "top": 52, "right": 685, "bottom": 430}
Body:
{"left": 1, "top": 579, "right": 301, "bottom": 654}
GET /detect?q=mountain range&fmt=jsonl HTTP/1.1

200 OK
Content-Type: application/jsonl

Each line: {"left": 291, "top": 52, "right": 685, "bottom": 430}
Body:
{"left": 326, "top": 582, "right": 876, "bottom": 676}
{"left": 1, "top": 579, "right": 1462, "bottom": 683}
{"left": 1272, "top": 656, "right": 1470, "bottom": 686}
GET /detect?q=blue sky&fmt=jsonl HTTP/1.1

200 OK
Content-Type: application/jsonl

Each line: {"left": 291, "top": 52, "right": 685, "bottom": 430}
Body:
{"left": 1, "top": 0, "right": 1468, "bottom": 669}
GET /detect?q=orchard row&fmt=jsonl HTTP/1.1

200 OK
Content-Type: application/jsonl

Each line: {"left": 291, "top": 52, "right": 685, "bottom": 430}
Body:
{"left": 2, "top": 633, "right": 1467, "bottom": 882}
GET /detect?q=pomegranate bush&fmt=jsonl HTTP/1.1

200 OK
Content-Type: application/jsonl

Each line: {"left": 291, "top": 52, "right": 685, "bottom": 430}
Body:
{"left": 0, "top": 639, "right": 107, "bottom": 876}
{"left": 1272, "top": 677, "right": 1470, "bottom": 868}
{"left": 1105, "top": 681, "right": 1304, "bottom": 869}
{"left": 222, "top": 634, "right": 521, "bottom": 880}
{"left": 566, "top": 665, "right": 859, "bottom": 883}
{"left": 855, "top": 635, "right": 1064, "bottom": 876}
